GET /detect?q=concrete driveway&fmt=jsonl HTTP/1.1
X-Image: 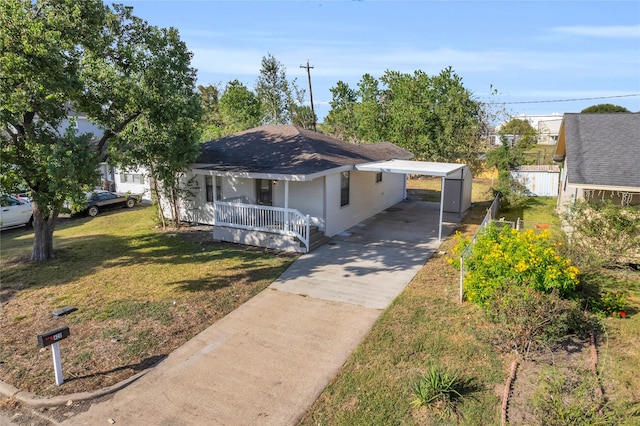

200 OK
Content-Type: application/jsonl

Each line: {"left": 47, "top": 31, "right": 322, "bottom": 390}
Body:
{"left": 64, "top": 200, "right": 461, "bottom": 425}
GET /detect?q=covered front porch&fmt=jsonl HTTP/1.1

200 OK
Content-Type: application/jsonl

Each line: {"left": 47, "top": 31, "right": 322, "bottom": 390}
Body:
{"left": 192, "top": 169, "right": 331, "bottom": 253}
{"left": 213, "top": 197, "right": 323, "bottom": 253}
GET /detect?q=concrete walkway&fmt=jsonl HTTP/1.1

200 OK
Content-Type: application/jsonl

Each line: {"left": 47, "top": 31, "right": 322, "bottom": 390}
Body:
{"left": 59, "top": 200, "right": 461, "bottom": 425}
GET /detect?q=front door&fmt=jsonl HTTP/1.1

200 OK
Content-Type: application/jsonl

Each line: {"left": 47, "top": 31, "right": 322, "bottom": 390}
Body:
{"left": 256, "top": 179, "right": 273, "bottom": 206}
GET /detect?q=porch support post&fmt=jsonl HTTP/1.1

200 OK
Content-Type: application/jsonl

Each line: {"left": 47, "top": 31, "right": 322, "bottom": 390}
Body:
{"left": 212, "top": 173, "right": 217, "bottom": 226}
{"left": 284, "top": 180, "right": 289, "bottom": 231}
{"left": 439, "top": 176, "right": 446, "bottom": 241}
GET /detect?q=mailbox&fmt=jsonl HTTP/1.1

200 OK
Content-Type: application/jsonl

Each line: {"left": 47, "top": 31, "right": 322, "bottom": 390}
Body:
{"left": 37, "top": 326, "right": 70, "bottom": 348}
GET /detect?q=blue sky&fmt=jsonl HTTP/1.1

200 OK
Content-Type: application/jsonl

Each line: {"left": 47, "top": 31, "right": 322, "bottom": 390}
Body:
{"left": 120, "top": 1, "right": 640, "bottom": 121}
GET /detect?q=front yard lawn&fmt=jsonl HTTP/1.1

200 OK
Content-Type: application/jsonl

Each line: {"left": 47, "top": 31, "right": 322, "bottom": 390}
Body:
{"left": 300, "top": 198, "right": 639, "bottom": 425}
{"left": 0, "top": 207, "right": 296, "bottom": 396}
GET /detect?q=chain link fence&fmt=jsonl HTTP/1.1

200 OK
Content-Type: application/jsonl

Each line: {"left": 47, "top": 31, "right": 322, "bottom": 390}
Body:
{"left": 458, "top": 195, "right": 515, "bottom": 303}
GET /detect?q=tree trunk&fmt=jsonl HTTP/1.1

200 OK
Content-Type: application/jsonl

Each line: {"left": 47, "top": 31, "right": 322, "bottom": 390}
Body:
{"left": 30, "top": 203, "right": 59, "bottom": 261}
{"left": 148, "top": 165, "right": 167, "bottom": 229}
{"left": 170, "top": 186, "right": 180, "bottom": 228}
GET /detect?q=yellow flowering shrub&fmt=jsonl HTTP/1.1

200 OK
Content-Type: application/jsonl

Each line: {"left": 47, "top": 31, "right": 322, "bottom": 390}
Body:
{"left": 455, "top": 223, "right": 580, "bottom": 305}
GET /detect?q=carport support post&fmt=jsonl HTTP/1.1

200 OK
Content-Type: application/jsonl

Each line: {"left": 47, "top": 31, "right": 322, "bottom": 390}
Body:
{"left": 438, "top": 176, "right": 445, "bottom": 241}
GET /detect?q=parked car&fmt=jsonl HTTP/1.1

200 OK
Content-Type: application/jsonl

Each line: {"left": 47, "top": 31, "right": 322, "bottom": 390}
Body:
{"left": 0, "top": 195, "right": 33, "bottom": 230}
{"left": 76, "top": 190, "right": 141, "bottom": 217}
{"left": 13, "top": 189, "right": 32, "bottom": 202}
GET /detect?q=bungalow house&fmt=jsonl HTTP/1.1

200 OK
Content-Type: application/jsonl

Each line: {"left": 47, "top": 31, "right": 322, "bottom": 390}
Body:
{"left": 554, "top": 113, "right": 640, "bottom": 213}
{"left": 167, "top": 125, "right": 471, "bottom": 253}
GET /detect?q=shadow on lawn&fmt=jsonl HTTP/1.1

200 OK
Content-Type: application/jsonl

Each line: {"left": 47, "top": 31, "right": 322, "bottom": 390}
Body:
{"left": 0, "top": 212, "right": 293, "bottom": 300}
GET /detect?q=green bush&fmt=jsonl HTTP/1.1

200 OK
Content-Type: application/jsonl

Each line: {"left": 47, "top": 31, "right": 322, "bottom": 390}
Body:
{"left": 561, "top": 200, "right": 640, "bottom": 269}
{"left": 454, "top": 223, "right": 580, "bottom": 305}
{"left": 576, "top": 273, "right": 628, "bottom": 317}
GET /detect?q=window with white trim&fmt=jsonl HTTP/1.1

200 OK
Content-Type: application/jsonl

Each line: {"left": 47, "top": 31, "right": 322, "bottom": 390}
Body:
{"left": 340, "top": 171, "right": 350, "bottom": 207}
{"left": 206, "top": 176, "right": 222, "bottom": 202}
{"left": 120, "top": 173, "right": 144, "bottom": 184}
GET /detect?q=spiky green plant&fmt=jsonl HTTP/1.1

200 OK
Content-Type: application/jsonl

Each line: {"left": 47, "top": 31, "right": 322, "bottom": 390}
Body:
{"left": 411, "top": 365, "right": 463, "bottom": 415}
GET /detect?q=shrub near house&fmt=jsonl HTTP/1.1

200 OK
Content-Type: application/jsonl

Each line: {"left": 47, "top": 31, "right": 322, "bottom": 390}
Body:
{"left": 452, "top": 223, "right": 583, "bottom": 354}
{"left": 454, "top": 224, "right": 580, "bottom": 305}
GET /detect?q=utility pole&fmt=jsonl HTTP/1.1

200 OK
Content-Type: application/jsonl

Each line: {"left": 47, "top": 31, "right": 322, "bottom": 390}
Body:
{"left": 300, "top": 60, "right": 316, "bottom": 132}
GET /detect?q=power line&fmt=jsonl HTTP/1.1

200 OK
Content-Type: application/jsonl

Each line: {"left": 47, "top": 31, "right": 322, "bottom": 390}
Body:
{"left": 499, "top": 93, "right": 640, "bottom": 105}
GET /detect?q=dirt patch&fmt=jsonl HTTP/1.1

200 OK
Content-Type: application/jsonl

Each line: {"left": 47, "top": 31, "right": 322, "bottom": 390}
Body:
{"left": 1, "top": 393, "right": 113, "bottom": 425}
{"left": 505, "top": 337, "right": 595, "bottom": 424}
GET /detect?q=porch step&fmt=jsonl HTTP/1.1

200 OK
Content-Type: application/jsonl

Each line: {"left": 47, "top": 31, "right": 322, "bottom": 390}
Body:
{"left": 303, "top": 226, "right": 330, "bottom": 252}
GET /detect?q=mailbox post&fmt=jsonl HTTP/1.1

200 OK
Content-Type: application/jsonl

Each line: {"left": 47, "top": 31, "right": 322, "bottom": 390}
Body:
{"left": 37, "top": 326, "right": 70, "bottom": 386}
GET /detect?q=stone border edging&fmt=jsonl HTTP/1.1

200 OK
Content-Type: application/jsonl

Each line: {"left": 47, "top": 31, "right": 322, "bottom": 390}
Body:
{"left": 590, "top": 331, "right": 605, "bottom": 417}
{"left": 0, "top": 369, "right": 148, "bottom": 408}
{"left": 501, "top": 359, "right": 519, "bottom": 426}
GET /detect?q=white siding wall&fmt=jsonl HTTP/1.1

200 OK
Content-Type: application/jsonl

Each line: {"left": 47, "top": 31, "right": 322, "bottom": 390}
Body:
{"left": 59, "top": 117, "right": 104, "bottom": 136}
{"left": 278, "top": 179, "right": 325, "bottom": 228}
{"left": 170, "top": 170, "right": 405, "bottom": 234}
{"left": 223, "top": 177, "right": 255, "bottom": 202}
{"left": 324, "top": 170, "right": 405, "bottom": 237}
{"left": 181, "top": 175, "right": 255, "bottom": 225}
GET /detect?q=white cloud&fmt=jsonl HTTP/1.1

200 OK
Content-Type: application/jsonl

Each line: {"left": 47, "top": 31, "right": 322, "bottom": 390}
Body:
{"left": 192, "top": 44, "right": 640, "bottom": 80}
{"left": 553, "top": 24, "right": 640, "bottom": 38}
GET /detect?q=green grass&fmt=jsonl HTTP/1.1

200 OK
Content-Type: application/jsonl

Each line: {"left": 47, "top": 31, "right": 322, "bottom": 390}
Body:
{"left": 0, "top": 206, "right": 297, "bottom": 395}
{"left": 500, "top": 197, "right": 562, "bottom": 237}
{"left": 523, "top": 145, "right": 556, "bottom": 165}
{"left": 407, "top": 177, "right": 495, "bottom": 204}
{"left": 591, "top": 270, "right": 640, "bottom": 423}
{"left": 299, "top": 198, "right": 639, "bottom": 424}
{"left": 1, "top": 207, "right": 292, "bottom": 309}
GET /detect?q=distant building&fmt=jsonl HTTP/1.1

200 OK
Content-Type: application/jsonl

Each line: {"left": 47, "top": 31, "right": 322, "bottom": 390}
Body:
{"left": 62, "top": 112, "right": 151, "bottom": 200}
{"left": 494, "top": 113, "right": 562, "bottom": 145}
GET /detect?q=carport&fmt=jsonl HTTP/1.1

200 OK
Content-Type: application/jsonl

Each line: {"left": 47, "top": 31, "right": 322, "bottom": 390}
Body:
{"left": 355, "top": 159, "right": 468, "bottom": 241}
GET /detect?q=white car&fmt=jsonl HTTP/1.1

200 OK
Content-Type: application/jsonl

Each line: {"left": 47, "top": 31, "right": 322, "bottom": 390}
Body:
{"left": 0, "top": 195, "right": 33, "bottom": 230}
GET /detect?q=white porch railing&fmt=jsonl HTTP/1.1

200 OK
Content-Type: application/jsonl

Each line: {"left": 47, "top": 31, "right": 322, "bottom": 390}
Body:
{"left": 214, "top": 201, "right": 311, "bottom": 252}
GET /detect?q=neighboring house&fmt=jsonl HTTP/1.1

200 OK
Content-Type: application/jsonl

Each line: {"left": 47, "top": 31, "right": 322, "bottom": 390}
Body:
{"left": 63, "top": 112, "right": 152, "bottom": 200}
{"left": 554, "top": 113, "right": 640, "bottom": 212}
{"left": 536, "top": 118, "right": 562, "bottom": 145}
{"left": 510, "top": 165, "right": 560, "bottom": 197}
{"left": 494, "top": 113, "right": 562, "bottom": 145}
{"left": 165, "top": 125, "right": 470, "bottom": 253}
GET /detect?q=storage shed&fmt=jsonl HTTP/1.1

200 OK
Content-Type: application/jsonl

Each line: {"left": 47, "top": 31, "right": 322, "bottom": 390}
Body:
{"left": 443, "top": 165, "right": 472, "bottom": 213}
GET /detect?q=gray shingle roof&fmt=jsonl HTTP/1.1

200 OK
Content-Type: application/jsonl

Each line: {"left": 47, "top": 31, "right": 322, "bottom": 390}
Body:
{"left": 563, "top": 113, "right": 640, "bottom": 188}
{"left": 196, "top": 125, "right": 413, "bottom": 175}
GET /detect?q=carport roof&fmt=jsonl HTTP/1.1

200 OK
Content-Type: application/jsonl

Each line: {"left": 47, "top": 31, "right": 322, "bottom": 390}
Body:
{"left": 355, "top": 159, "right": 465, "bottom": 176}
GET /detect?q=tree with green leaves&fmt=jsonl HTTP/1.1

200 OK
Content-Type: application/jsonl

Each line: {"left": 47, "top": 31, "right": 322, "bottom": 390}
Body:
{"left": 254, "top": 54, "right": 313, "bottom": 128}
{"left": 1, "top": 0, "right": 201, "bottom": 260}
{"left": 198, "top": 84, "right": 223, "bottom": 141}
{"left": 219, "top": 80, "right": 262, "bottom": 134}
{"left": 324, "top": 68, "right": 484, "bottom": 166}
{"left": 498, "top": 118, "right": 537, "bottom": 147}
{"left": 255, "top": 54, "right": 292, "bottom": 125}
{"left": 324, "top": 80, "right": 358, "bottom": 140}
{"left": 581, "top": 104, "right": 630, "bottom": 113}
{"left": 485, "top": 134, "right": 529, "bottom": 206}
